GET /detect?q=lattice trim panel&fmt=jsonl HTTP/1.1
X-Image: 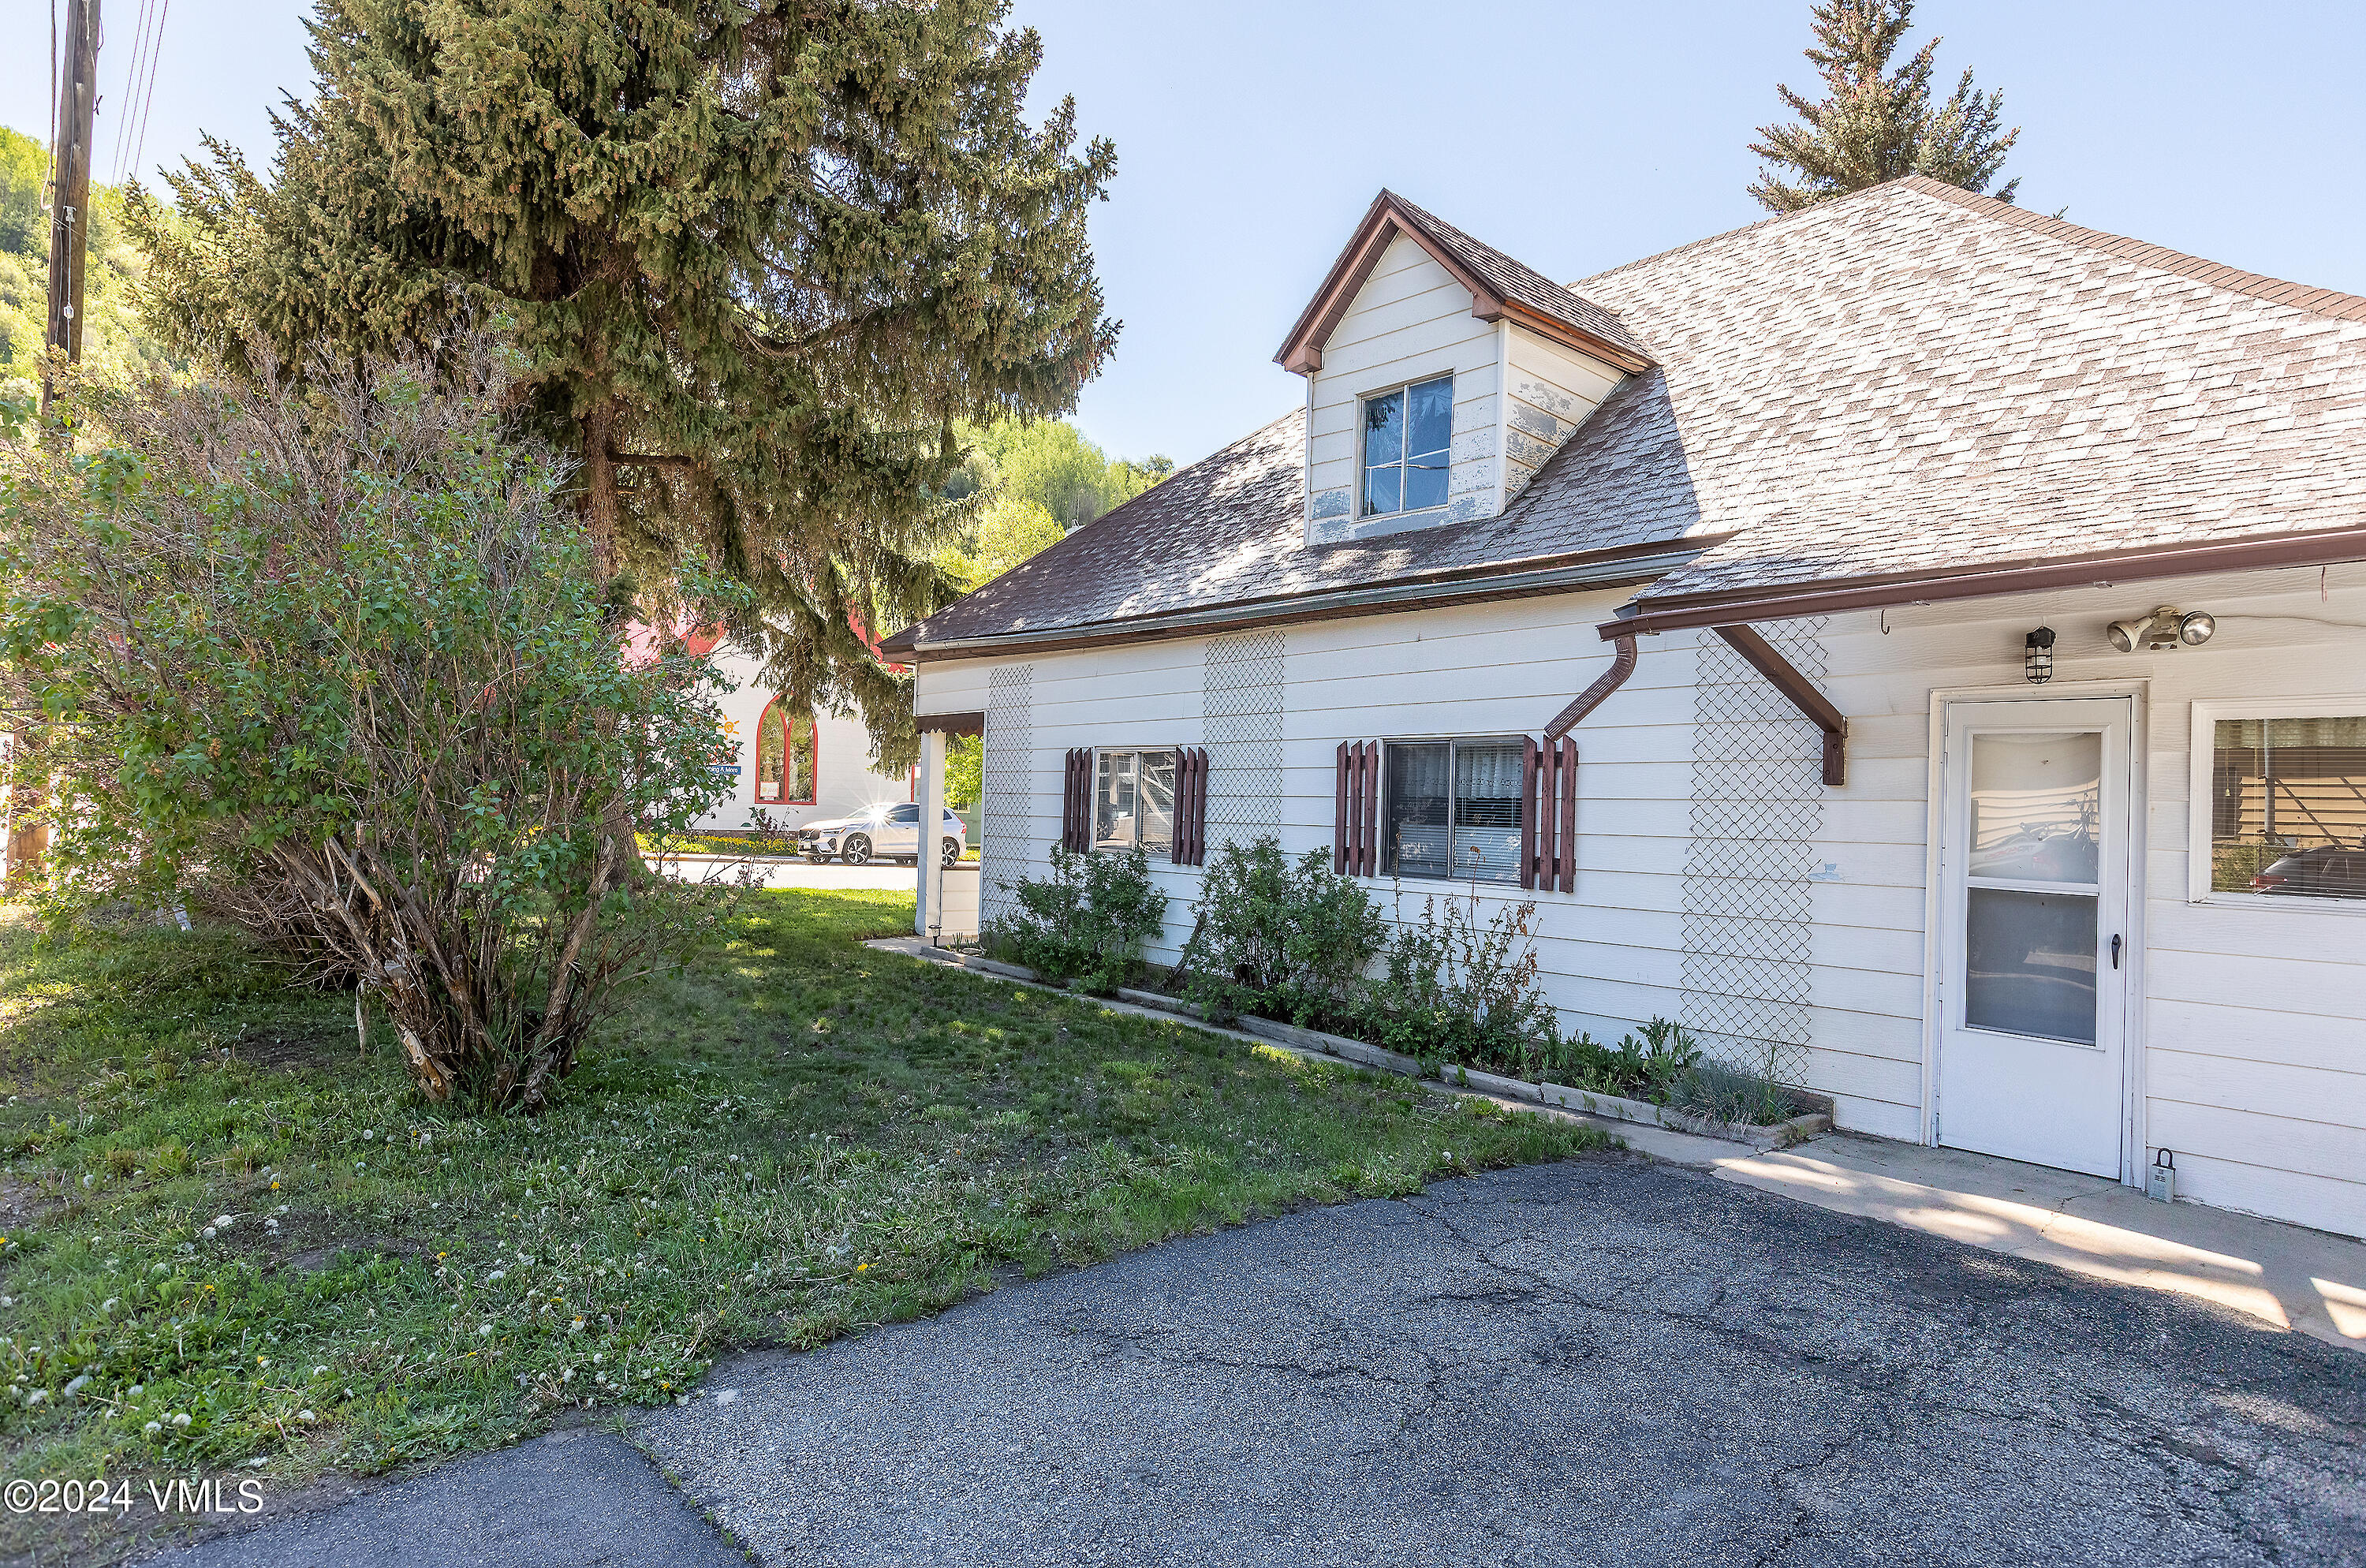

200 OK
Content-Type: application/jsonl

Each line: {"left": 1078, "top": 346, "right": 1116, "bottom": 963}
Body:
{"left": 1680, "top": 618, "right": 1829, "bottom": 1087}
{"left": 1204, "top": 632, "right": 1284, "bottom": 851}
{"left": 980, "top": 664, "right": 1034, "bottom": 931}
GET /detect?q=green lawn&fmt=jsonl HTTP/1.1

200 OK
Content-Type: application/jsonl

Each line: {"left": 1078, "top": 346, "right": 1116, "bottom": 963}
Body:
{"left": 0, "top": 890, "right": 1599, "bottom": 1503}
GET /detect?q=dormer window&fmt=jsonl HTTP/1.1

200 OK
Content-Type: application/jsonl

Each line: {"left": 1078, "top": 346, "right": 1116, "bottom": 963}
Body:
{"left": 1361, "top": 375, "right": 1453, "bottom": 517}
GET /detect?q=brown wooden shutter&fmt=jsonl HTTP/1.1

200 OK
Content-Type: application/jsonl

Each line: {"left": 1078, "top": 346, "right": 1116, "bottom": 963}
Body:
{"left": 1062, "top": 749, "right": 1091, "bottom": 853}
{"left": 1334, "top": 740, "right": 1380, "bottom": 875}
{"left": 1172, "top": 747, "right": 1207, "bottom": 867}
{"left": 1521, "top": 735, "right": 1577, "bottom": 894}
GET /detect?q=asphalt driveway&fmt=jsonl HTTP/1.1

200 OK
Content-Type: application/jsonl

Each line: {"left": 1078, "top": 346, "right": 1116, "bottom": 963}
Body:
{"left": 147, "top": 1153, "right": 2364, "bottom": 1567}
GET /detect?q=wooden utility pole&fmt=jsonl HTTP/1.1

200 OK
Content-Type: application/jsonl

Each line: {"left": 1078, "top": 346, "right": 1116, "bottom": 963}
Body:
{"left": 42, "top": 0, "right": 102, "bottom": 413}
{"left": 12, "top": 0, "right": 99, "bottom": 882}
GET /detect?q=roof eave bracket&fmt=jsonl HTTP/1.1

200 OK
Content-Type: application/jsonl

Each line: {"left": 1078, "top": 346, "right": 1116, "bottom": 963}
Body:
{"left": 1712, "top": 623, "right": 1848, "bottom": 788}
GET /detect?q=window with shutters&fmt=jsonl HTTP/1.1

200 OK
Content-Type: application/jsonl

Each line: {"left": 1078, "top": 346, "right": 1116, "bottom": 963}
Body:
{"left": 1381, "top": 738, "right": 1524, "bottom": 883}
{"left": 1337, "top": 734, "right": 1577, "bottom": 891}
{"left": 1062, "top": 746, "right": 1208, "bottom": 865}
{"left": 1094, "top": 749, "right": 1177, "bottom": 854}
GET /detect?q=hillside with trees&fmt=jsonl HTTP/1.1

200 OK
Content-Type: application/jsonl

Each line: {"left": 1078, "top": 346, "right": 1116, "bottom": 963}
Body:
{"left": 0, "top": 126, "right": 176, "bottom": 401}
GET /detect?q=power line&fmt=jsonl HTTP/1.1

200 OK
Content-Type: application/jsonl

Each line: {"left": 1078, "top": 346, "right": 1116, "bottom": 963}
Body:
{"left": 109, "top": 0, "right": 155, "bottom": 183}
{"left": 129, "top": 0, "right": 171, "bottom": 183}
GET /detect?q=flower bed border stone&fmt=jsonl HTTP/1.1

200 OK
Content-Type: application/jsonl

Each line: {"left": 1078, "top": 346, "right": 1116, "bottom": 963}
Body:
{"left": 954, "top": 962, "right": 1825, "bottom": 1152}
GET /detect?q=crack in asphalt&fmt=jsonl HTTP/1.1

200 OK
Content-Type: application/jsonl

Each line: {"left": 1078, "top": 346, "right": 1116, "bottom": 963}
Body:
{"left": 624, "top": 1159, "right": 2364, "bottom": 1568}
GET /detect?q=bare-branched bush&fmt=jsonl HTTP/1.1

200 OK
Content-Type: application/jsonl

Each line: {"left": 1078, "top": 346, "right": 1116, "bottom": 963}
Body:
{"left": 0, "top": 345, "right": 752, "bottom": 1110}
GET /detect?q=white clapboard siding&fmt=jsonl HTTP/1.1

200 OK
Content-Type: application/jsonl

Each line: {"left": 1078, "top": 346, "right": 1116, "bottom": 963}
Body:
{"left": 1811, "top": 558, "right": 2366, "bottom": 1235}
{"left": 916, "top": 556, "right": 2366, "bottom": 1237}
{"left": 1305, "top": 234, "right": 1504, "bottom": 535}
{"left": 1503, "top": 327, "right": 1624, "bottom": 501}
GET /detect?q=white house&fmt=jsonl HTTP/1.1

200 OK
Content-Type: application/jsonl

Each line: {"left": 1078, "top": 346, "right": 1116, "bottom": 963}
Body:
{"left": 683, "top": 634, "right": 918, "bottom": 837}
{"left": 883, "top": 180, "right": 2366, "bottom": 1241}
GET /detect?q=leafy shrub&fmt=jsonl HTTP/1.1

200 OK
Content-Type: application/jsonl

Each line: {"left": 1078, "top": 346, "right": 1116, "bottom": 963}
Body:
{"left": 1351, "top": 891, "right": 1566, "bottom": 1079}
{"left": 986, "top": 845, "right": 1167, "bottom": 994}
{"left": 1182, "top": 836, "right": 1386, "bottom": 1024}
{"left": 0, "top": 344, "right": 751, "bottom": 1111}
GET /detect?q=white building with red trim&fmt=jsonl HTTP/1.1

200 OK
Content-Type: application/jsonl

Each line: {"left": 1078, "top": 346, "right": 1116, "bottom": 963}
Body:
{"left": 886, "top": 181, "right": 2366, "bottom": 1242}
{"left": 677, "top": 633, "right": 916, "bottom": 834}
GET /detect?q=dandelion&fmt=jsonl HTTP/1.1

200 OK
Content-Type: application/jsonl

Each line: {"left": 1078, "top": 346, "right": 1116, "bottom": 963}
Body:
{"left": 143, "top": 1421, "right": 161, "bottom": 1436}
{"left": 298, "top": 1409, "right": 316, "bottom": 1421}
{"left": 856, "top": 1263, "right": 869, "bottom": 1273}
{"left": 171, "top": 1412, "right": 191, "bottom": 1428}
{"left": 478, "top": 1324, "right": 495, "bottom": 1338}
{"left": 128, "top": 1384, "right": 143, "bottom": 1397}
{"left": 212, "top": 1215, "right": 233, "bottom": 1230}
{"left": 486, "top": 1271, "right": 505, "bottom": 1283}
{"left": 100, "top": 1297, "right": 118, "bottom": 1314}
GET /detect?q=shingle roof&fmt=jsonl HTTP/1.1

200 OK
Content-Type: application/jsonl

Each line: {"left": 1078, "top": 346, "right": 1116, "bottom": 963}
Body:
{"left": 1588, "top": 176, "right": 2366, "bottom": 604}
{"left": 888, "top": 177, "right": 2366, "bottom": 655}
{"left": 1383, "top": 191, "right": 1655, "bottom": 368}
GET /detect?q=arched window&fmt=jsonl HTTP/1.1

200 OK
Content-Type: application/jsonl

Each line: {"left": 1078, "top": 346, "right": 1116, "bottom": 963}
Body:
{"left": 754, "top": 700, "right": 817, "bottom": 805}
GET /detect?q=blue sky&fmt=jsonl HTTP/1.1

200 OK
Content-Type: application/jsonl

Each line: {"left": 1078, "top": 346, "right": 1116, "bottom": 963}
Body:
{"left": 9, "top": 1, "right": 2364, "bottom": 467}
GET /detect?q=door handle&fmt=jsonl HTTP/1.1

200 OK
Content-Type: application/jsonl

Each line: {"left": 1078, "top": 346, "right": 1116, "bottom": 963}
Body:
{"left": 2110, "top": 934, "right": 2122, "bottom": 970}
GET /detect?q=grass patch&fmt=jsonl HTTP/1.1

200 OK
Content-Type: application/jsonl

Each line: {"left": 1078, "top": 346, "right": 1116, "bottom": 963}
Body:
{"left": 0, "top": 890, "right": 1597, "bottom": 1511}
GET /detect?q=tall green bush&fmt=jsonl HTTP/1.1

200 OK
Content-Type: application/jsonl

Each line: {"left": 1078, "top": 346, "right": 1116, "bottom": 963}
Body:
{"left": 1360, "top": 892, "right": 1569, "bottom": 1079}
{"left": 1183, "top": 836, "right": 1386, "bottom": 1024}
{"left": 0, "top": 343, "right": 748, "bottom": 1111}
{"left": 985, "top": 846, "right": 1166, "bottom": 995}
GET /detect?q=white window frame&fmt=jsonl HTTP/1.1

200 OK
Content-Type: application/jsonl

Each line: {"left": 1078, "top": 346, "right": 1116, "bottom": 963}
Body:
{"left": 1379, "top": 732, "right": 1528, "bottom": 886}
{"left": 2187, "top": 695, "right": 2366, "bottom": 913}
{"left": 1091, "top": 746, "right": 1177, "bottom": 854}
{"left": 1357, "top": 373, "right": 1454, "bottom": 521}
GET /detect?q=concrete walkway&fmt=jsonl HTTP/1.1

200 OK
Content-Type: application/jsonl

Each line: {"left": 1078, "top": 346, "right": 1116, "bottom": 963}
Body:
{"left": 1635, "top": 1123, "right": 2366, "bottom": 1354}
{"left": 659, "top": 857, "right": 930, "bottom": 891}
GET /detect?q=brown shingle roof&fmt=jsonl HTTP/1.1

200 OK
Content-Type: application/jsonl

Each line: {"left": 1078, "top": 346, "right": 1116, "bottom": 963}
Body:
{"left": 1587, "top": 176, "right": 2366, "bottom": 603}
{"left": 889, "top": 177, "right": 2366, "bottom": 656}
{"left": 1382, "top": 191, "right": 1655, "bottom": 368}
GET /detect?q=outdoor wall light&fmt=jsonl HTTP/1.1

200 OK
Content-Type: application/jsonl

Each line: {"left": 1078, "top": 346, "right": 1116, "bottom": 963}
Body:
{"left": 2107, "top": 605, "right": 2216, "bottom": 653}
{"left": 2024, "top": 627, "right": 2055, "bottom": 684}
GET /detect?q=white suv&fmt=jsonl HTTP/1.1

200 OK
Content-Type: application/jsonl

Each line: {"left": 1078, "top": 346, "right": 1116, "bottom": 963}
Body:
{"left": 797, "top": 805, "right": 966, "bottom": 867}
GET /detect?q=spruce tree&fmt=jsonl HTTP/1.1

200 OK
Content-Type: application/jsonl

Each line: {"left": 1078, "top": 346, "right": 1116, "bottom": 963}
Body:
{"left": 127, "top": 0, "right": 1116, "bottom": 769}
{"left": 1748, "top": 0, "right": 2019, "bottom": 214}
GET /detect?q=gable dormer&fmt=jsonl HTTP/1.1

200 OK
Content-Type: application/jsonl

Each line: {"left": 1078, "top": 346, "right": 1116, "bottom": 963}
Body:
{"left": 1276, "top": 191, "right": 1654, "bottom": 546}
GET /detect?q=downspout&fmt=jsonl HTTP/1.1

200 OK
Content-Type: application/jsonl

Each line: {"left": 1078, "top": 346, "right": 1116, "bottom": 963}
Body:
{"left": 1543, "top": 634, "right": 1636, "bottom": 740}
